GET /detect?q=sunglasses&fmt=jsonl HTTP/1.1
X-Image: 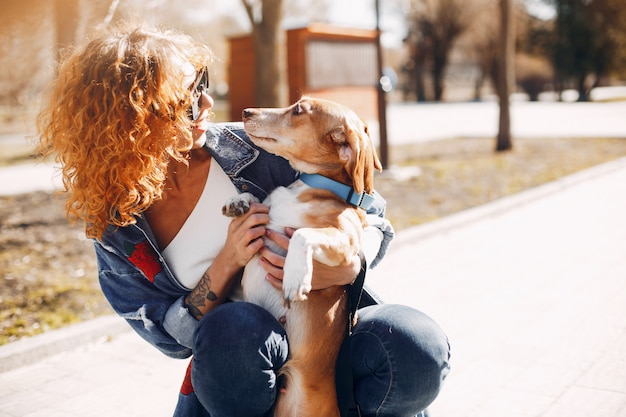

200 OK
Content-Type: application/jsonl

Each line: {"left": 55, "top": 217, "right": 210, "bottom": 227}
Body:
{"left": 189, "top": 66, "right": 209, "bottom": 120}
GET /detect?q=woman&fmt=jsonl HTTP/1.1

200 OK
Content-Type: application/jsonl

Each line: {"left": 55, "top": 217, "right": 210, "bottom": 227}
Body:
{"left": 37, "top": 23, "right": 450, "bottom": 417}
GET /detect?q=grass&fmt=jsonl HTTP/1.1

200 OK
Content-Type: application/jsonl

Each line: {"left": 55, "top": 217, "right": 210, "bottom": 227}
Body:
{"left": 0, "top": 191, "right": 111, "bottom": 345}
{"left": 375, "top": 137, "right": 626, "bottom": 230}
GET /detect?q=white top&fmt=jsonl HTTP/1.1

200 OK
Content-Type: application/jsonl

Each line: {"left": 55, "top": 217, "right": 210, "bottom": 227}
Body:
{"left": 162, "top": 162, "right": 238, "bottom": 290}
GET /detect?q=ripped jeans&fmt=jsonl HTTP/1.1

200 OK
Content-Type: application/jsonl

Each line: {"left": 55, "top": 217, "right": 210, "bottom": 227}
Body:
{"left": 174, "top": 302, "right": 451, "bottom": 417}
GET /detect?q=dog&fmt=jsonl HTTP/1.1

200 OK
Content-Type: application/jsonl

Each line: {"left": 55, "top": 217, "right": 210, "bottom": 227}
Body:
{"left": 222, "top": 97, "right": 382, "bottom": 417}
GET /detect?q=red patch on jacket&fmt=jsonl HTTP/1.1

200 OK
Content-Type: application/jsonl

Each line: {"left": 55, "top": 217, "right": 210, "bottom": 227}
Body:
{"left": 180, "top": 359, "right": 194, "bottom": 395}
{"left": 124, "top": 241, "right": 162, "bottom": 282}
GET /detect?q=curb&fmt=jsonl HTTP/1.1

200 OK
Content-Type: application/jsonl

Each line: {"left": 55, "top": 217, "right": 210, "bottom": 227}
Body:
{"left": 0, "top": 315, "right": 129, "bottom": 373}
{"left": 1, "top": 155, "right": 625, "bottom": 373}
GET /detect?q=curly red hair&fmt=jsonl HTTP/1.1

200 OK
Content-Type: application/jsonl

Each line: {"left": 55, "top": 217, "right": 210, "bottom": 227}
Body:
{"left": 37, "top": 23, "right": 213, "bottom": 240}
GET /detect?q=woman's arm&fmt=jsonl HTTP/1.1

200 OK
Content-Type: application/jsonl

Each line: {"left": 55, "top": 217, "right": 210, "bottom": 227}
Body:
{"left": 184, "top": 202, "right": 271, "bottom": 319}
{"left": 95, "top": 241, "right": 194, "bottom": 357}
{"left": 363, "top": 190, "right": 395, "bottom": 267}
{"left": 96, "top": 202, "right": 271, "bottom": 353}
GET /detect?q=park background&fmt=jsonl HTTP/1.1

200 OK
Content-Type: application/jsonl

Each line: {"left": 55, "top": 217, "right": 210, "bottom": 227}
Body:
{"left": 1, "top": 2, "right": 626, "bottom": 416}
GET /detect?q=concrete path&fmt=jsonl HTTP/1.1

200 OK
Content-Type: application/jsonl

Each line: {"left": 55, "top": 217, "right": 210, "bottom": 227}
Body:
{"left": 368, "top": 157, "right": 626, "bottom": 417}
{"left": 384, "top": 100, "right": 626, "bottom": 144}
{"left": 0, "top": 162, "right": 61, "bottom": 196}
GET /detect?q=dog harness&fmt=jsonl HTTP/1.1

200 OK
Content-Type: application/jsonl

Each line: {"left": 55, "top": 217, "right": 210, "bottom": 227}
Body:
{"left": 299, "top": 173, "right": 376, "bottom": 210}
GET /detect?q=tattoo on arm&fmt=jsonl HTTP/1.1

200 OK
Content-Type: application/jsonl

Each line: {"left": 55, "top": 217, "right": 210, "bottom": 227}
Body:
{"left": 184, "top": 270, "right": 219, "bottom": 320}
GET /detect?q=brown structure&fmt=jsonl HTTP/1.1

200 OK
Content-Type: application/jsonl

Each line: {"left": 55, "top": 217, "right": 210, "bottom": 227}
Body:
{"left": 228, "top": 34, "right": 256, "bottom": 122}
{"left": 286, "top": 24, "right": 379, "bottom": 122}
{"left": 228, "top": 23, "right": 379, "bottom": 124}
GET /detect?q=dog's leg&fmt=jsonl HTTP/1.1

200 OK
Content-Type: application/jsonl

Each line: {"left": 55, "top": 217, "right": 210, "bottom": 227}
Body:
{"left": 282, "top": 227, "right": 354, "bottom": 305}
{"left": 222, "top": 192, "right": 259, "bottom": 217}
{"left": 276, "top": 286, "right": 348, "bottom": 417}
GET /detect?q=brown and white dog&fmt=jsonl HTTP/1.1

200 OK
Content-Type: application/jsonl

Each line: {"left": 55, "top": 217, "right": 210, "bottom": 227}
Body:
{"left": 223, "top": 97, "right": 382, "bottom": 417}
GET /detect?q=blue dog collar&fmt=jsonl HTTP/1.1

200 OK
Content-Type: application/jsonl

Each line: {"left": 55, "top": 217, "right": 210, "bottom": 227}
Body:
{"left": 299, "top": 173, "right": 375, "bottom": 210}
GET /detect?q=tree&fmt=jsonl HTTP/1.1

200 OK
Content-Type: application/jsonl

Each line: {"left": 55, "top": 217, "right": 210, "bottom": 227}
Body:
{"left": 404, "top": 0, "right": 472, "bottom": 101}
{"left": 52, "top": 0, "right": 121, "bottom": 65}
{"left": 0, "top": 1, "right": 55, "bottom": 109}
{"left": 53, "top": 0, "right": 80, "bottom": 63}
{"left": 496, "top": 0, "right": 515, "bottom": 152}
{"left": 548, "top": 0, "right": 626, "bottom": 101}
{"left": 462, "top": 0, "right": 500, "bottom": 101}
{"left": 516, "top": 11, "right": 554, "bottom": 101}
{"left": 465, "top": 1, "right": 546, "bottom": 102}
{"left": 241, "top": 0, "right": 284, "bottom": 107}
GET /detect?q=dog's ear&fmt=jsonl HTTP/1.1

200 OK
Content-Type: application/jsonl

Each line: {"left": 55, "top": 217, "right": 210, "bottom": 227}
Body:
{"left": 330, "top": 119, "right": 382, "bottom": 194}
{"left": 363, "top": 124, "right": 383, "bottom": 173}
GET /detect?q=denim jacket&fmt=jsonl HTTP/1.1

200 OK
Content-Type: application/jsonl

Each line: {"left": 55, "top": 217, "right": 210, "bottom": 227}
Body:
{"left": 94, "top": 122, "right": 394, "bottom": 359}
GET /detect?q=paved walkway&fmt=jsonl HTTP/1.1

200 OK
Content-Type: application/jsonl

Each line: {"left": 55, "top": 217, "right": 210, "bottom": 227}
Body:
{"left": 1, "top": 154, "right": 625, "bottom": 416}
{"left": 367, "top": 157, "right": 626, "bottom": 417}
{"left": 383, "top": 100, "right": 626, "bottom": 144}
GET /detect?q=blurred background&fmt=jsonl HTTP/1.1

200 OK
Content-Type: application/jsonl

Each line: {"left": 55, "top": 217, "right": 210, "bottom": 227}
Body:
{"left": 1, "top": 0, "right": 625, "bottom": 133}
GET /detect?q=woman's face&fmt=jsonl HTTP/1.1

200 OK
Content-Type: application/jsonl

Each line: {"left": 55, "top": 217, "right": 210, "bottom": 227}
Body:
{"left": 182, "top": 62, "right": 214, "bottom": 149}
{"left": 190, "top": 90, "right": 214, "bottom": 149}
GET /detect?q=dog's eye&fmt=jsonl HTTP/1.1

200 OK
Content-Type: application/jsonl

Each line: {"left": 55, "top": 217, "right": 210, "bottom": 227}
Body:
{"left": 293, "top": 103, "right": 303, "bottom": 115}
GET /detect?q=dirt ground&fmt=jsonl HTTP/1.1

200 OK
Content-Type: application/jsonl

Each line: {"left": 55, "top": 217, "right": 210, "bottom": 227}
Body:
{"left": 0, "top": 191, "right": 110, "bottom": 344}
{"left": 2, "top": 136, "right": 626, "bottom": 344}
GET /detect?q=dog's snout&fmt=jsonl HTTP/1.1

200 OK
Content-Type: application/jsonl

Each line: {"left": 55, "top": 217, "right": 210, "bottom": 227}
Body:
{"left": 242, "top": 109, "right": 254, "bottom": 119}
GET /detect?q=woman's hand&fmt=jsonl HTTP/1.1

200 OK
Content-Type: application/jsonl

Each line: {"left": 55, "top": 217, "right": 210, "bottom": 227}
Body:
{"left": 220, "top": 202, "right": 270, "bottom": 271}
{"left": 186, "top": 202, "right": 270, "bottom": 319}
{"left": 260, "top": 227, "right": 361, "bottom": 291}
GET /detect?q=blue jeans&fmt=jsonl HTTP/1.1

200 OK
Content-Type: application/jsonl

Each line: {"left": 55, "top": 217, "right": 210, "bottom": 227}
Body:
{"left": 190, "top": 302, "right": 450, "bottom": 417}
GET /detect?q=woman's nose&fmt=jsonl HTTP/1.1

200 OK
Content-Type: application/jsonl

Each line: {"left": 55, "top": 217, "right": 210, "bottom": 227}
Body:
{"left": 200, "top": 91, "right": 214, "bottom": 111}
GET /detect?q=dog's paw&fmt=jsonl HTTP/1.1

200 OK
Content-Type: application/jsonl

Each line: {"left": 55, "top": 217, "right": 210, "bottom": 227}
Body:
{"left": 282, "top": 261, "right": 312, "bottom": 308}
{"left": 283, "top": 282, "right": 311, "bottom": 308}
{"left": 222, "top": 193, "right": 259, "bottom": 217}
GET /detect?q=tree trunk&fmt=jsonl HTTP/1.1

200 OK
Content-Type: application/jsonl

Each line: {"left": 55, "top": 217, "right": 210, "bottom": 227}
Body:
{"left": 252, "top": 0, "right": 283, "bottom": 107}
{"left": 576, "top": 73, "right": 589, "bottom": 102}
{"left": 432, "top": 65, "right": 445, "bottom": 101}
{"left": 415, "top": 53, "right": 427, "bottom": 102}
{"left": 496, "top": 0, "right": 514, "bottom": 152}
{"left": 53, "top": 0, "right": 80, "bottom": 64}
{"left": 432, "top": 49, "right": 447, "bottom": 101}
{"left": 473, "top": 70, "right": 484, "bottom": 101}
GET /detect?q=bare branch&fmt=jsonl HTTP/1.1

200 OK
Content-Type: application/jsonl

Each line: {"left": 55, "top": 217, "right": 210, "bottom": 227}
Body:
{"left": 103, "top": 0, "right": 121, "bottom": 26}
{"left": 241, "top": 0, "right": 255, "bottom": 25}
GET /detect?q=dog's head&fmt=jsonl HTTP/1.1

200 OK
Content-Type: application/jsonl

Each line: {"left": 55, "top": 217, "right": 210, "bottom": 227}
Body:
{"left": 242, "top": 97, "right": 382, "bottom": 194}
